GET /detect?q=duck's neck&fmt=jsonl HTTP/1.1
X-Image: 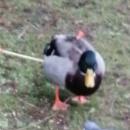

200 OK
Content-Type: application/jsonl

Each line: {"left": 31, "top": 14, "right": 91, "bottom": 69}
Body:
{"left": 65, "top": 71, "right": 102, "bottom": 96}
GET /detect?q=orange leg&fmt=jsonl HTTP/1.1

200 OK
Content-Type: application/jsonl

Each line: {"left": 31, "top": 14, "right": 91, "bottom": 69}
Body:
{"left": 52, "top": 86, "right": 69, "bottom": 111}
{"left": 72, "top": 96, "right": 88, "bottom": 104}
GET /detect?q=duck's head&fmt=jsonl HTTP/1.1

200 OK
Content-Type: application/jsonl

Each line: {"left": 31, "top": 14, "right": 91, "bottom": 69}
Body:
{"left": 79, "top": 50, "right": 97, "bottom": 88}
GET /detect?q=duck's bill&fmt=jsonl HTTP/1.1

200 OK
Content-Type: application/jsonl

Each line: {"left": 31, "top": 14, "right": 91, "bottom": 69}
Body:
{"left": 85, "top": 69, "right": 95, "bottom": 88}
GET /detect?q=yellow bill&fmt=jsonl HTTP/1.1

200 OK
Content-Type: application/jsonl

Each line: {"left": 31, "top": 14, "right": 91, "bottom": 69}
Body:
{"left": 85, "top": 69, "right": 95, "bottom": 88}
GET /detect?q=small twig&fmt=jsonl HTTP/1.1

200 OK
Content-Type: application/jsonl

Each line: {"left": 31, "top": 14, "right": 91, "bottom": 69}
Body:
{"left": 0, "top": 48, "right": 43, "bottom": 63}
{"left": 26, "top": 21, "right": 40, "bottom": 30}
{"left": 64, "top": 96, "right": 73, "bottom": 103}
{"left": 15, "top": 114, "right": 56, "bottom": 130}
{"left": 18, "top": 26, "right": 29, "bottom": 39}
{"left": 17, "top": 97, "right": 41, "bottom": 109}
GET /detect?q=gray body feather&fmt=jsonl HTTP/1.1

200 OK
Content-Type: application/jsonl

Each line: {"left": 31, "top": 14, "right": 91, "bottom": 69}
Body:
{"left": 95, "top": 52, "right": 105, "bottom": 76}
{"left": 43, "top": 56, "right": 76, "bottom": 88}
{"left": 54, "top": 34, "right": 95, "bottom": 63}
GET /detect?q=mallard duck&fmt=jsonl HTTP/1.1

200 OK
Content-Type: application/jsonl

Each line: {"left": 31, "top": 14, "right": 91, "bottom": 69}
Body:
{"left": 43, "top": 31, "right": 105, "bottom": 111}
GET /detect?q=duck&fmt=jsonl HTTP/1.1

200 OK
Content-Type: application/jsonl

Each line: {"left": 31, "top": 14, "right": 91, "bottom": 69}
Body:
{"left": 43, "top": 31, "right": 105, "bottom": 111}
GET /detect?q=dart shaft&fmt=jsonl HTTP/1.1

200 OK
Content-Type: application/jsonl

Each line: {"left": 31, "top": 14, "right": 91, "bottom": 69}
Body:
{"left": 0, "top": 48, "right": 43, "bottom": 63}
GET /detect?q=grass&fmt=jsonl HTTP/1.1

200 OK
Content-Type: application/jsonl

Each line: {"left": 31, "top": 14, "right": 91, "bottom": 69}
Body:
{"left": 0, "top": 0, "right": 130, "bottom": 129}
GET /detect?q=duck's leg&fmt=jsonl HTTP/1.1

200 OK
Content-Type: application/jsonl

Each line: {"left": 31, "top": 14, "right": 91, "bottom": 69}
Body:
{"left": 52, "top": 86, "right": 69, "bottom": 111}
{"left": 72, "top": 96, "right": 88, "bottom": 104}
